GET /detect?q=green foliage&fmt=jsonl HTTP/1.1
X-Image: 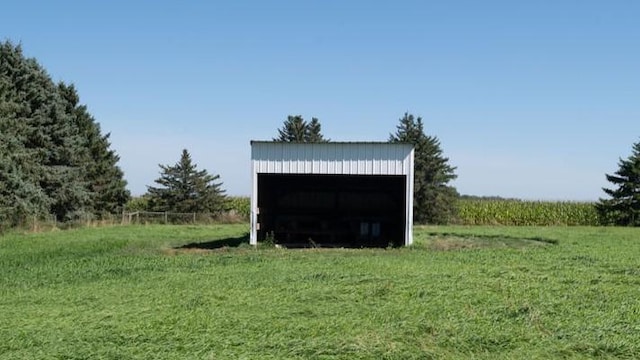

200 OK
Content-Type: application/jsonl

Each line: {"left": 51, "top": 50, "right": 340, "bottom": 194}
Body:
{"left": 124, "top": 195, "right": 151, "bottom": 212}
{"left": 306, "top": 117, "right": 326, "bottom": 142}
{"left": 0, "top": 41, "right": 129, "bottom": 225}
{"left": 274, "top": 115, "right": 328, "bottom": 142}
{"left": 227, "top": 196, "right": 250, "bottom": 220}
{"left": 146, "top": 149, "right": 227, "bottom": 213}
{"left": 57, "top": 83, "right": 130, "bottom": 218}
{"left": 596, "top": 140, "right": 640, "bottom": 226}
{"left": 261, "top": 230, "right": 277, "bottom": 248}
{"left": 457, "top": 198, "right": 600, "bottom": 226}
{"left": 2, "top": 225, "right": 640, "bottom": 358}
{"left": 390, "top": 112, "right": 458, "bottom": 224}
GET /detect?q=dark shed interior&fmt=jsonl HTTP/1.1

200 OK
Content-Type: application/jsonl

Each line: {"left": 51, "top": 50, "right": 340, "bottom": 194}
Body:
{"left": 257, "top": 174, "right": 406, "bottom": 247}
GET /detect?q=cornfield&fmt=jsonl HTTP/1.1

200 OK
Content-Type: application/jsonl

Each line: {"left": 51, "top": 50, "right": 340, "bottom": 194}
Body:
{"left": 457, "top": 199, "right": 599, "bottom": 226}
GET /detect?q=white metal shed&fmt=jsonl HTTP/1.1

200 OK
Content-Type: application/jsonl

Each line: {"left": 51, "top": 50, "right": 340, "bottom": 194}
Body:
{"left": 250, "top": 141, "right": 414, "bottom": 247}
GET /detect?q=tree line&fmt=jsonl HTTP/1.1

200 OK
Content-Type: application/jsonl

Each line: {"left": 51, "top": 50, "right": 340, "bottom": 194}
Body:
{"left": 1, "top": 40, "right": 638, "bottom": 227}
{"left": 274, "top": 114, "right": 640, "bottom": 226}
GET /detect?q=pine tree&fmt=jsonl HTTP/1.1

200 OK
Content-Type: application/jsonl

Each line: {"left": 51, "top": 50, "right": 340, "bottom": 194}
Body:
{"left": 596, "top": 140, "right": 640, "bottom": 226}
{"left": 36, "top": 82, "right": 93, "bottom": 221}
{"left": 0, "top": 127, "right": 50, "bottom": 226}
{"left": 58, "top": 83, "right": 130, "bottom": 218}
{"left": 0, "top": 45, "right": 49, "bottom": 226}
{"left": 389, "top": 112, "right": 458, "bottom": 224}
{"left": 274, "top": 115, "right": 328, "bottom": 142}
{"left": 305, "top": 117, "right": 328, "bottom": 142}
{"left": 0, "top": 41, "right": 129, "bottom": 224}
{"left": 146, "top": 149, "right": 227, "bottom": 213}
{"left": 0, "top": 41, "right": 87, "bottom": 222}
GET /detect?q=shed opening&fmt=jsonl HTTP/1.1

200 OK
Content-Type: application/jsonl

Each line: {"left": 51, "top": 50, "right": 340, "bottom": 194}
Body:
{"left": 257, "top": 174, "right": 406, "bottom": 247}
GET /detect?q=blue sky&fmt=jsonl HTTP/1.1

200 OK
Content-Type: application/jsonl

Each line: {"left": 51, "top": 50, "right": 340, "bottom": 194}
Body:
{"left": 3, "top": 0, "right": 639, "bottom": 200}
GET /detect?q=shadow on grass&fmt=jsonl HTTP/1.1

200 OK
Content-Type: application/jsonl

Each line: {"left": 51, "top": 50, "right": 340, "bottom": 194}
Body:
{"left": 177, "top": 233, "right": 250, "bottom": 250}
{"left": 175, "top": 234, "right": 394, "bottom": 251}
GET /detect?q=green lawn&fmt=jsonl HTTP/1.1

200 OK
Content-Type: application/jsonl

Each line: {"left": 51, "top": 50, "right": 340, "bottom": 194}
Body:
{"left": 1, "top": 225, "right": 639, "bottom": 359}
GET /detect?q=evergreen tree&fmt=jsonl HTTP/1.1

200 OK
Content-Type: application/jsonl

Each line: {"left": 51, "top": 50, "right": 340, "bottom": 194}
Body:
{"left": 274, "top": 115, "right": 328, "bottom": 142}
{"left": 596, "top": 140, "right": 640, "bottom": 226}
{"left": 36, "top": 82, "right": 93, "bottom": 221}
{"left": 0, "top": 40, "right": 87, "bottom": 222}
{"left": 274, "top": 115, "right": 307, "bottom": 142}
{"left": 58, "top": 83, "right": 130, "bottom": 217}
{"left": 0, "top": 42, "right": 47, "bottom": 225}
{"left": 147, "top": 149, "right": 227, "bottom": 213}
{"left": 305, "top": 117, "right": 328, "bottom": 142}
{"left": 0, "top": 127, "right": 50, "bottom": 226}
{"left": 0, "top": 41, "right": 129, "bottom": 224}
{"left": 389, "top": 112, "right": 458, "bottom": 224}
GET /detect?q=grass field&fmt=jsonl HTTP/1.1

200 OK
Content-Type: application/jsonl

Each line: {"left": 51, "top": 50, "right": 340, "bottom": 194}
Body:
{"left": 1, "top": 225, "right": 639, "bottom": 359}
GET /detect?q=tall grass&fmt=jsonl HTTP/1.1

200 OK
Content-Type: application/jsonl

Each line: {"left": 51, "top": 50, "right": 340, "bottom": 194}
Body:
{"left": 1, "top": 225, "right": 639, "bottom": 358}
{"left": 457, "top": 199, "right": 599, "bottom": 226}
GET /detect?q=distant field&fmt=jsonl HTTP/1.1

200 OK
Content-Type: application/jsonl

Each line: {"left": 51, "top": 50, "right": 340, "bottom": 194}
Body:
{"left": 457, "top": 199, "right": 599, "bottom": 226}
{"left": 1, "top": 225, "right": 639, "bottom": 359}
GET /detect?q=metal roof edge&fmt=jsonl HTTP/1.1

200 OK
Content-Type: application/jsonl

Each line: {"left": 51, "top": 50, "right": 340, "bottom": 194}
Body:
{"left": 250, "top": 140, "right": 414, "bottom": 146}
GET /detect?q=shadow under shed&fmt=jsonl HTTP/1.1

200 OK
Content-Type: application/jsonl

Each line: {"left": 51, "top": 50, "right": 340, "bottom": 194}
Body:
{"left": 178, "top": 234, "right": 249, "bottom": 250}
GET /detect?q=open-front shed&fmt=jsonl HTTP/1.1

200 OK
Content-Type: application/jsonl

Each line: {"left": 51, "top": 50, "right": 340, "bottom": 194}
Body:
{"left": 250, "top": 141, "right": 414, "bottom": 247}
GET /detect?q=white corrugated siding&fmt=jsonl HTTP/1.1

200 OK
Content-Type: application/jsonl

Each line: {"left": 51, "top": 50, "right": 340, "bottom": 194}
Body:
{"left": 250, "top": 141, "right": 414, "bottom": 246}
{"left": 251, "top": 142, "right": 413, "bottom": 175}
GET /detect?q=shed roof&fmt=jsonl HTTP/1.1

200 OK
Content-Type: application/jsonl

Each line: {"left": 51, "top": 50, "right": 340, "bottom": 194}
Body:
{"left": 251, "top": 141, "right": 414, "bottom": 176}
{"left": 250, "top": 140, "right": 412, "bottom": 145}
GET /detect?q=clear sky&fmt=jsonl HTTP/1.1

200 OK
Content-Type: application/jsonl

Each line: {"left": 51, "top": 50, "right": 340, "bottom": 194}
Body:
{"left": 3, "top": 0, "right": 639, "bottom": 200}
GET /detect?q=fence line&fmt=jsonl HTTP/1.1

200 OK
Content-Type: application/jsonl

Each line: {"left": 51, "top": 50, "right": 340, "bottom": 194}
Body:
{"left": 0, "top": 210, "right": 248, "bottom": 234}
{"left": 121, "top": 210, "right": 245, "bottom": 225}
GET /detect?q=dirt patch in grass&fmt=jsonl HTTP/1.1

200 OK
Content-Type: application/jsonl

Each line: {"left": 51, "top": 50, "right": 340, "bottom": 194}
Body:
{"left": 163, "top": 247, "right": 216, "bottom": 255}
{"left": 426, "top": 233, "right": 556, "bottom": 251}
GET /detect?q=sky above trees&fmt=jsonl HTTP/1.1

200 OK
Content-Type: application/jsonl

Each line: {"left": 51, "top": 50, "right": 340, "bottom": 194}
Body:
{"left": 3, "top": 0, "right": 639, "bottom": 200}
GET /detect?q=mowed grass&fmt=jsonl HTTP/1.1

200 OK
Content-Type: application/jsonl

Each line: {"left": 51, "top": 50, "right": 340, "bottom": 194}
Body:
{"left": 1, "top": 225, "right": 639, "bottom": 359}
